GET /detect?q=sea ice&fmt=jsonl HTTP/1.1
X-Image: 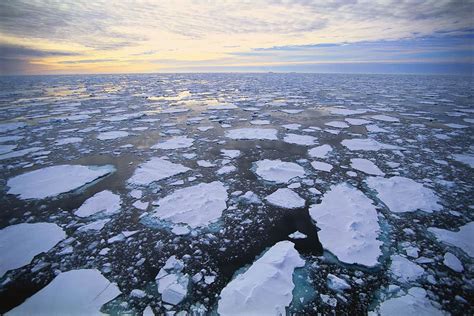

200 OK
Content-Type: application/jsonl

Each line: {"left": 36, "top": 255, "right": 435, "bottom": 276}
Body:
{"left": 283, "top": 133, "right": 317, "bottom": 146}
{"left": 309, "top": 183, "right": 382, "bottom": 267}
{"left": 345, "top": 118, "right": 371, "bottom": 125}
{"left": 327, "top": 274, "right": 351, "bottom": 292}
{"left": 308, "top": 144, "right": 332, "bottom": 158}
{"left": 325, "top": 121, "right": 349, "bottom": 128}
{"left": 254, "top": 159, "right": 305, "bottom": 184}
{"left": 217, "top": 241, "right": 304, "bottom": 316}
{"left": 329, "top": 108, "right": 367, "bottom": 116}
{"left": 265, "top": 188, "right": 305, "bottom": 209}
{"left": 74, "top": 190, "right": 122, "bottom": 218}
{"left": 6, "top": 269, "right": 121, "bottom": 315}
{"left": 350, "top": 158, "right": 385, "bottom": 176}
{"left": 371, "top": 115, "right": 400, "bottom": 122}
{"left": 389, "top": 255, "right": 425, "bottom": 283}
{"left": 155, "top": 256, "right": 189, "bottom": 305}
{"left": 0, "top": 223, "right": 66, "bottom": 278}
{"left": 151, "top": 181, "right": 228, "bottom": 228}
{"left": 428, "top": 222, "right": 474, "bottom": 257}
{"left": 128, "top": 157, "right": 190, "bottom": 186}
{"left": 152, "top": 136, "right": 194, "bottom": 149}
{"left": 7, "top": 164, "right": 114, "bottom": 199}
{"left": 288, "top": 231, "right": 307, "bottom": 239}
{"left": 366, "top": 176, "right": 441, "bottom": 213}
{"left": 310, "top": 161, "right": 333, "bottom": 172}
{"left": 375, "top": 287, "right": 444, "bottom": 316}
{"left": 226, "top": 128, "right": 278, "bottom": 140}
{"left": 452, "top": 154, "right": 474, "bottom": 168}
{"left": 342, "top": 138, "right": 401, "bottom": 151}
{"left": 443, "top": 252, "right": 463, "bottom": 272}
{"left": 97, "top": 131, "right": 129, "bottom": 140}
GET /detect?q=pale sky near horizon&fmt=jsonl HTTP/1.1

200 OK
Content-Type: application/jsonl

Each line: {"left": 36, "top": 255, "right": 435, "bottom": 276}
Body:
{"left": 0, "top": 0, "right": 473, "bottom": 75}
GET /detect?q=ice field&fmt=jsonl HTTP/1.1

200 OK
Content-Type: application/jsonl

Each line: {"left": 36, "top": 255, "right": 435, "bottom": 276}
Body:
{"left": 0, "top": 73, "right": 473, "bottom": 315}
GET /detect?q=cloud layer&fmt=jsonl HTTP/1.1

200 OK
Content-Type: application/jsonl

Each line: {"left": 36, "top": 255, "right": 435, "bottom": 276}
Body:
{"left": 0, "top": 0, "right": 472, "bottom": 74}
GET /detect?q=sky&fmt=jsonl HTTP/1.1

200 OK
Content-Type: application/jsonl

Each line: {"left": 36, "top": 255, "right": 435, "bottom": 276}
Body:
{"left": 0, "top": 0, "right": 473, "bottom": 75}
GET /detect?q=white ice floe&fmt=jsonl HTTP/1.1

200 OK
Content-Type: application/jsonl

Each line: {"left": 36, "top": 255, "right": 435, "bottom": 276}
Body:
{"left": 443, "top": 252, "right": 463, "bottom": 272}
{"left": 221, "top": 149, "right": 241, "bottom": 159}
{"left": 350, "top": 158, "right": 385, "bottom": 176}
{"left": 217, "top": 241, "right": 304, "bottom": 316}
{"left": 283, "top": 133, "right": 317, "bottom": 146}
{"left": 325, "top": 121, "right": 349, "bottom": 128}
{"left": 366, "top": 124, "right": 388, "bottom": 133}
{"left": 311, "top": 161, "right": 333, "bottom": 172}
{"left": 74, "top": 190, "right": 121, "bottom": 218}
{"left": 0, "top": 223, "right": 66, "bottom": 278}
{"left": 452, "top": 154, "right": 474, "bottom": 168}
{"left": 7, "top": 164, "right": 114, "bottom": 199}
{"left": 0, "top": 122, "right": 26, "bottom": 133}
{"left": 288, "top": 231, "right": 307, "bottom": 239}
{"left": 155, "top": 256, "right": 189, "bottom": 305}
{"left": 77, "top": 219, "right": 111, "bottom": 232}
{"left": 54, "top": 137, "right": 83, "bottom": 145}
{"left": 389, "top": 255, "right": 425, "bottom": 283}
{"left": 254, "top": 159, "right": 305, "bottom": 184}
{"left": 217, "top": 165, "right": 237, "bottom": 175}
{"left": 152, "top": 136, "right": 194, "bottom": 149}
{"left": 327, "top": 274, "right": 351, "bottom": 292}
{"left": 371, "top": 114, "right": 400, "bottom": 122}
{"left": 342, "top": 138, "right": 401, "bottom": 151}
{"left": 226, "top": 128, "right": 278, "bottom": 140}
{"left": 329, "top": 108, "right": 367, "bottom": 116}
{"left": 0, "top": 144, "right": 16, "bottom": 154}
{"left": 104, "top": 113, "right": 143, "bottom": 121}
{"left": 128, "top": 157, "right": 190, "bottom": 186}
{"left": 345, "top": 118, "right": 371, "bottom": 125}
{"left": 281, "top": 109, "right": 304, "bottom": 114}
{"left": 97, "top": 131, "right": 129, "bottom": 140}
{"left": 6, "top": 269, "right": 121, "bottom": 315}
{"left": 308, "top": 144, "right": 332, "bottom": 158}
{"left": 250, "top": 119, "right": 270, "bottom": 125}
{"left": 208, "top": 104, "right": 238, "bottom": 110}
{"left": 197, "top": 160, "right": 215, "bottom": 168}
{"left": 0, "top": 147, "right": 44, "bottom": 161}
{"left": 152, "top": 181, "right": 228, "bottom": 228}
{"left": 428, "top": 222, "right": 474, "bottom": 257}
{"left": 265, "top": 188, "right": 305, "bottom": 209}
{"left": 375, "top": 287, "right": 444, "bottom": 316}
{"left": 366, "top": 176, "right": 441, "bottom": 213}
{"left": 309, "top": 183, "right": 382, "bottom": 267}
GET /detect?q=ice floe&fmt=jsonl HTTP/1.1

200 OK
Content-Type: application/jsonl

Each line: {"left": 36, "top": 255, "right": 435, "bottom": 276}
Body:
{"left": 443, "top": 252, "right": 463, "bottom": 272}
{"left": 342, "top": 138, "right": 401, "bottom": 151}
{"left": 152, "top": 136, "right": 194, "bottom": 149}
{"left": 452, "top": 153, "right": 474, "bottom": 168}
{"left": 155, "top": 256, "right": 189, "bottom": 305}
{"left": 0, "top": 223, "right": 66, "bottom": 277}
{"left": 283, "top": 133, "right": 317, "bottom": 146}
{"left": 265, "top": 188, "right": 305, "bottom": 209}
{"left": 128, "top": 157, "right": 190, "bottom": 186}
{"left": 310, "top": 161, "right": 333, "bottom": 172}
{"left": 217, "top": 241, "right": 304, "bottom": 315}
{"left": 389, "top": 255, "right": 425, "bottom": 283}
{"left": 366, "top": 176, "right": 441, "bottom": 213}
{"left": 428, "top": 222, "right": 474, "bottom": 257}
{"left": 74, "top": 190, "right": 122, "bottom": 218}
{"left": 226, "top": 128, "right": 278, "bottom": 140}
{"left": 254, "top": 159, "right": 305, "bottom": 184}
{"left": 308, "top": 144, "right": 332, "bottom": 158}
{"left": 7, "top": 164, "right": 114, "bottom": 199}
{"left": 309, "top": 183, "right": 382, "bottom": 267}
{"left": 6, "top": 269, "right": 121, "bottom": 315}
{"left": 374, "top": 287, "right": 444, "bottom": 316}
{"left": 350, "top": 158, "right": 385, "bottom": 176}
{"left": 371, "top": 115, "right": 399, "bottom": 122}
{"left": 151, "top": 181, "right": 228, "bottom": 228}
{"left": 97, "top": 131, "right": 129, "bottom": 140}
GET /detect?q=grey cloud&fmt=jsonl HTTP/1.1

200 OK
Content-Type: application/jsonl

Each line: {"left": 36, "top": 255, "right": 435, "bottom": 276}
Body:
{"left": 0, "top": 43, "right": 81, "bottom": 59}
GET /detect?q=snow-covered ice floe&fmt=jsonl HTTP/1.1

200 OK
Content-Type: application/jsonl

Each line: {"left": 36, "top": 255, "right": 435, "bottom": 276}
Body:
{"left": 151, "top": 181, "right": 228, "bottom": 228}
{"left": 97, "top": 131, "right": 129, "bottom": 140}
{"left": 225, "top": 128, "right": 278, "bottom": 140}
{"left": 265, "top": 188, "right": 305, "bottom": 209}
{"left": 309, "top": 183, "right": 382, "bottom": 267}
{"left": 74, "top": 190, "right": 121, "bottom": 218}
{"left": 428, "top": 222, "right": 474, "bottom": 257}
{"left": 7, "top": 164, "right": 115, "bottom": 199}
{"left": 127, "top": 157, "right": 190, "bottom": 186}
{"left": 0, "top": 223, "right": 66, "bottom": 277}
{"left": 308, "top": 144, "right": 332, "bottom": 158}
{"left": 366, "top": 176, "right": 441, "bottom": 213}
{"left": 152, "top": 136, "right": 194, "bottom": 149}
{"left": 217, "top": 241, "right": 304, "bottom": 316}
{"left": 283, "top": 133, "right": 317, "bottom": 146}
{"left": 155, "top": 256, "right": 189, "bottom": 305}
{"left": 6, "top": 269, "right": 121, "bottom": 315}
{"left": 254, "top": 159, "right": 305, "bottom": 184}
{"left": 342, "top": 138, "right": 401, "bottom": 151}
{"left": 389, "top": 255, "right": 425, "bottom": 283}
{"left": 350, "top": 158, "right": 385, "bottom": 176}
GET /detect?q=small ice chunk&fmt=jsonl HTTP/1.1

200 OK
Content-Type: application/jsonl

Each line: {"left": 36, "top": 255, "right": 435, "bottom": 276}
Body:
{"left": 221, "top": 149, "right": 241, "bottom": 159}
{"left": 77, "top": 219, "right": 111, "bottom": 232}
{"left": 254, "top": 159, "right": 305, "bottom": 184}
{"left": 217, "top": 165, "right": 236, "bottom": 175}
{"left": 55, "top": 137, "right": 83, "bottom": 145}
{"left": 350, "top": 158, "right": 384, "bottom": 176}
{"left": 152, "top": 181, "right": 228, "bottom": 228}
{"left": 309, "top": 183, "right": 382, "bottom": 267}
{"left": 6, "top": 269, "right": 121, "bottom": 315}
{"left": 366, "top": 176, "right": 441, "bottom": 213}
{"left": 371, "top": 115, "right": 399, "bottom": 122}
{"left": 0, "top": 223, "right": 66, "bottom": 277}
{"left": 74, "top": 190, "right": 121, "bottom": 218}
{"left": 226, "top": 128, "right": 278, "bottom": 140}
{"left": 197, "top": 160, "right": 215, "bottom": 167}
{"left": 325, "top": 121, "right": 349, "bottom": 128}
{"left": 443, "top": 252, "right": 463, "bottom": 272}
{"left": 288, "top": 231, "right": 307, "bottom": 239}
{"left": 7, "top": 164, "right": 114, "bottom": 200}
{"left": 265, "top": 188, "right": 305, "bottom": 209}
{"left": 217, "top": 241, "right": 304, "bottom": 316}
{"left": 327, "top": 274, "right": 351, "bottom": 292}
{"left": 128, "top": 157, "right": 190, "bottom": 186}
{"left": 97, "top": 131, "right": 129, "bottom": 140}
{"left": 239, "top": 191, "right": 262, "bottom": 204}
{"left": 310, "top": 161, "right": 333, "bottom": 172}
{"left": 171, "top": 226, "right": 191, "bottom": 236}
{"left": 152, "top": 136, "right": 194, "bottom": 149}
